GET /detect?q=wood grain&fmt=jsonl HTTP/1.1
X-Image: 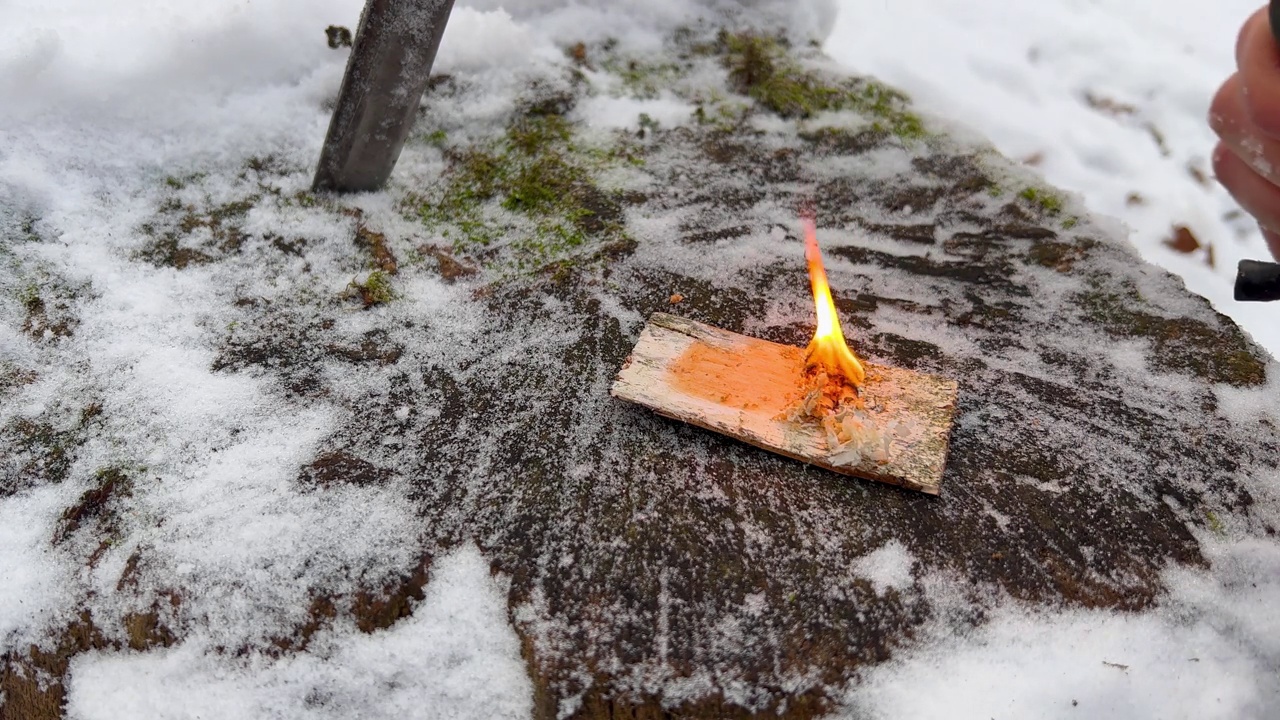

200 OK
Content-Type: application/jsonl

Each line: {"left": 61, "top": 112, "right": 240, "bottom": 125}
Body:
{"left": 610, "top": 313, "right": 959, "bottom": 495}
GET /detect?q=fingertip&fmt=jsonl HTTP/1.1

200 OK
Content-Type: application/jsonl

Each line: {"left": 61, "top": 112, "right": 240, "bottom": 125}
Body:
{"left": 1238, "top": 7, "right": 1280, "bottom": 138}
{"left": 1262, "top": 225, "right": 1280, "bottom": 261}
{"left": 1209, "top": 73, "right": 1243, "bottom": 135}
{"left": 1214, "top": 145, "right": 1280, "bottom": 233}
{"left": 1237, "top": 6, "right": 1270, "bottom": 67}
{"left": 1212, "top": 139, "right": 1233, "bottom": 179}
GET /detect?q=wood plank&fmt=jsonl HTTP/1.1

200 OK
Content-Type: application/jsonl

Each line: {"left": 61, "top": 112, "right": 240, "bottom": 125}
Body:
{"left": 610, "top": 313, "right": 959, "bottom": 495}
{"left": 312, "top": 0, "right": 456, "bottom": 193}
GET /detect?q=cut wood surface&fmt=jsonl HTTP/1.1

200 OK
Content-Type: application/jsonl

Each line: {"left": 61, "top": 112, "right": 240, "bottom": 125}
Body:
{"left": 611, "top": 313, "right": 959, "bottom": 494}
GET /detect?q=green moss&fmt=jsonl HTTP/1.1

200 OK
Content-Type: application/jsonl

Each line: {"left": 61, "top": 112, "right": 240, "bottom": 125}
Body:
{"left": 1061, "top": 216, "right": 1079, "bottom": 230}
{"left": 347, "top": 270, "right": 395, "bottom": 308}
{"left": 1017, "top": 186, "right": 1064, "bottom": 216}
{"left": 638, "top": 113, "right": 660, "bottom": 135}
{"left": 410, "top": 114, "right": 630, "bottom": 272}
{"left": 601, "top": 57, "right": 687, "bottom": 99}
{"left": 1206, "top": 511, "right": 1225, "bottom": 536}
{"left": 718, "top": 31, "right": 926, "bottom": 139}
{"left": 425, "top": 129, "right": 448, "bottom": 147}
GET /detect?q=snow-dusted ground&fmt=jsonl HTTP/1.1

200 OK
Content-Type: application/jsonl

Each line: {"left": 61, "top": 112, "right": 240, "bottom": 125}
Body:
{"left": 827, "top": 0, "right": 1280, "bottom": 358}
{"left": 2, "top": 1, "right": 1277, "bottom": 719}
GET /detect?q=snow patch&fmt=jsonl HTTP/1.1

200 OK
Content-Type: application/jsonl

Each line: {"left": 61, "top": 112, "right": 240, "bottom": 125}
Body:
{"left": 65, "top": 543, "right": 533, "bottom": 720}
{"left": 852, "top": 540, "right": 914, "bottom": 595}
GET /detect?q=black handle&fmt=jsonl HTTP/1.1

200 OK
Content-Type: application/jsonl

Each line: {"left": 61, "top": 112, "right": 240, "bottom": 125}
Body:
{"left": 1236, "top": 259, "right": 1280, "bottom": 301}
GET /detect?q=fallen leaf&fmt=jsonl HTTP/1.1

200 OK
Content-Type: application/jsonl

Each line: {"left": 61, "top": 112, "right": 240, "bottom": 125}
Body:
{"left": 1163, "top": 225, "right": 1200, "bottom": 254}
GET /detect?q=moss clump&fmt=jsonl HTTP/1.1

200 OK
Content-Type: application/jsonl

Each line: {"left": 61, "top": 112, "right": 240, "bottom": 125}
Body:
{"left": 325, "top": 25, "right": 353, "bottom": 49}
{"left": 425, "top": 129, "right": 448, "bottom": 147}
{"left": 347, "top": 270, "right": 395, "bottom": 308}
{"left": 719, "top": 32, "right": 926, "bottom": 139}
{"left": 1080, "top": 287, "right": 1266, "bottom": 386}
{"left": 411, "top": 114, "right": 629, "bottom": 271}
{"left": 1017, "top": 186, "right": 1065, "bottom": 216}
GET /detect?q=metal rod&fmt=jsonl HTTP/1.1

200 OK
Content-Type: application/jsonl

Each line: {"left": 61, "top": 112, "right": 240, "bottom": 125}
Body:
{"left": 312, "top": 0, "right": 456, "bottom": 193}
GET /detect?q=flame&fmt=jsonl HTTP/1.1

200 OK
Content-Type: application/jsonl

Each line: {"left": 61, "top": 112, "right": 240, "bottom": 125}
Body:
{"left": 802, "top": 217, "right": 866, "bottom": 387}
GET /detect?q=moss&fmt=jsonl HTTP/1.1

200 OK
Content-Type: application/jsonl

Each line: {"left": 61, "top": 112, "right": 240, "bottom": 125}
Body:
{"left": 243, "top": 155, "right": 290, "bottom": 175}
{"left": 601, "top": 57, "right": 688, "bottom": 100}
{"left": 1206, "top": 511, "right": 1225, "bottom": 536}
{"left": 325, "top": 25, "right": 353, "bottom": 49}
{"left": 718, "top": 31, "right": 926, "bottom": 139}
{"left": 1017, "top": 186, "right": 1064, "bottom": 216}
{"left": 347, "top": 270, "right": 395, "bottom": 308}
{"left": 410, "top": 114, "right": 630, "bottom": 272}
{"left": 1080, "top": 288, "right": 1267, "bottom": 386}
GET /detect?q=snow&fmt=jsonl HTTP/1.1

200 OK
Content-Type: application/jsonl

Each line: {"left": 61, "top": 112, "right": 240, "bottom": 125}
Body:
{"left": 826, "top": 0, "right": 1280, "bottom": 358}
{"left": 65, "top": 543, "right": 533, "bottom": 720}
{"left": 851, "top": 540, "right": 915, "bottom": 595}
{"left": 845, "top": 537, "right": 1280, "bottom": 720}
{"left": 2, "top": 0, "right": 1278, "bottom": 718}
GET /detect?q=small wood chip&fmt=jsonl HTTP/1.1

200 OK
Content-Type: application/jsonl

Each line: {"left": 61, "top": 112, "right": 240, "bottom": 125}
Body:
{"left": 669, "top": 293, "right": 684, "bottom": 304}
{"left": 610, "top": 313, "right": 959, "bottom": 495}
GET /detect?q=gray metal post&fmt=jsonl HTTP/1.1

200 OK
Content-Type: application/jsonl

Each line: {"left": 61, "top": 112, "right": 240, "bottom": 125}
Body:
{"left": 312, "top": 0, "right": 456, "bottom": 193}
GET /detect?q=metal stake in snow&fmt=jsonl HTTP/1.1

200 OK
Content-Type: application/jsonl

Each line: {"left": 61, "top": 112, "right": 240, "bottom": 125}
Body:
{"left": 312, "top": 0, "right": 455, "bottom": 193}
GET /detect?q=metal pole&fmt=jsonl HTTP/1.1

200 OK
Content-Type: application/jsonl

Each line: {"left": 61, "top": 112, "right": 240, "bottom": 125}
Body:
{"left": 312, "top": 0, "right": 456, "bottom": 193}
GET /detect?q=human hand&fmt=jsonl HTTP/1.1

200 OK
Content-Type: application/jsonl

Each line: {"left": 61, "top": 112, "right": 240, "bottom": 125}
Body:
{"left": 1210, "top": 4, "right": 1280, "bottom": 261}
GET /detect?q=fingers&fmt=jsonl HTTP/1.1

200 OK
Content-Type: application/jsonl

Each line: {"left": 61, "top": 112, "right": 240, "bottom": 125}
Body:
{"left": 1236, "top": 4, "right": 1280, "bottom": 139}
{"left": 1210, "top": 73, "right": 1280, "bottom": 185}
{"left": 1217, "top": 6, "right": 1280, "bottom": 262}
{"left": 1213, "top": 140, "right": 1280, "bottom": 238}
{"left": 1262, "top": 226, "right": 1280, "bottom": 261}
{"left": 1236, "top": 6, "right": 1268, "bottom": 68}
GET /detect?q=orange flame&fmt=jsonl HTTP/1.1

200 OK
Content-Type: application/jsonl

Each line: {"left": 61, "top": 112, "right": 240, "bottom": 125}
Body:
{"left": 802, "top": 217, "right": 866, "bottom": 387}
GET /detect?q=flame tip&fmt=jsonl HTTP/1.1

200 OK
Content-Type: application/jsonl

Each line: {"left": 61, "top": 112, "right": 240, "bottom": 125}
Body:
{"left": 802, "top": 218, "right": 865, "bottom": 387}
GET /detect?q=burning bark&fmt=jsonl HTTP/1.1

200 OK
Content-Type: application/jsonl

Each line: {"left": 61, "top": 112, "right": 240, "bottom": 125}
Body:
{"left": 611, "top": 313, "right": 958, "bottom": 495}
{"left": 611, "top": 219, "right": 958, "bottom": 493}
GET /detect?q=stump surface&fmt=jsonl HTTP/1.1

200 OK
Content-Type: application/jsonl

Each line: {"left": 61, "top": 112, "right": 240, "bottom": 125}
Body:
{"left": 2, "top": 15, "right": 1278, "bottom": 720}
